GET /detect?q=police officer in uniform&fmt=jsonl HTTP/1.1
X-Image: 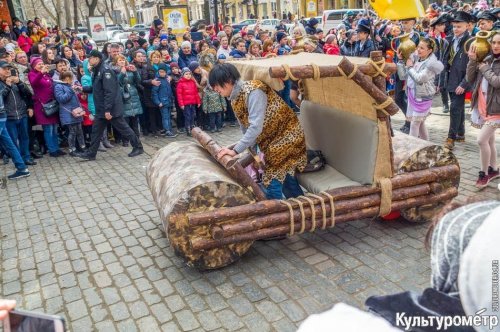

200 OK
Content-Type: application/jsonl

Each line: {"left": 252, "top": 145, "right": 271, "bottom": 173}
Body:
{"left": 77, "top": 50, "right": 144, "bottom": 161}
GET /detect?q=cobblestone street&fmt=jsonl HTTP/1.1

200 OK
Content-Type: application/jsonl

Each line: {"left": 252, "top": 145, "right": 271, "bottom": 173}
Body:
{"left": 1, "top": 108, "right": 499, "bottom": 331}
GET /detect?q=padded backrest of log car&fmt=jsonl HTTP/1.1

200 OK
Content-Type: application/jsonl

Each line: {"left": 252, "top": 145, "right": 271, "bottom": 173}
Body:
{"left": 299, "top": 100, "right": 378, "bottom": 185}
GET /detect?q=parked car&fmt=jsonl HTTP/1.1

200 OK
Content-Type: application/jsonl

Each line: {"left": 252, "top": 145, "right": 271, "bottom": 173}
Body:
{"left": 77, "top": 26, "right": 88, "bottom": 34}
{"left": 247, "top": 19, "right": 303, "bottom": 33}
{"left": 105, "top": 26, "right": 124, "bottom": 40}
{"left": 322, "top": 9, "right": 376, "bottom": 32}
{"left": 109, "top": 31, "right": 132, "bottom": 45}
{"left": 131, "top": 24, "right": 149, "bottom": 32}
{"left": 232, "top": 19, "right": 257, "bottom": 31}
{"left": 76, "top": 33, "right": 97, "bottom": 49}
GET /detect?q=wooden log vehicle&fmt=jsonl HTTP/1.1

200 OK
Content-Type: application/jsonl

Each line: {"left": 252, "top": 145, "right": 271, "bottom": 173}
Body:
{"left": 146, "top": 52, "right": 460, "bottom": 269}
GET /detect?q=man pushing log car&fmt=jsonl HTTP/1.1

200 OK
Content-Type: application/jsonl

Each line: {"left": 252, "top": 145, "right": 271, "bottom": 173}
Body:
{"left": 209, "top": 63, "right": 308, "bottom": 200}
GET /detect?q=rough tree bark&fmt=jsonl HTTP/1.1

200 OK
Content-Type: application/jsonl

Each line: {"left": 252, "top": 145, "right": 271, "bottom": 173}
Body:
{"left": 64, "top": 0, "right": 72, "bottom": 28}
{"left": 85, "top": 0, "right": 99, "bottom": 18}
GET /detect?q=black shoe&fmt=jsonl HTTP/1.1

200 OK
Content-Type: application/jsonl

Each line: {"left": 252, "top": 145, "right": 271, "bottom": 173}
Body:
{"left": 24, "top": 159, "right": 37, "bottom": 166}
{"left": 75, "top": 152, "right": 96, "bottom": 162}
{"left": 229, "top": 122, "right": 237, "bottom": 127}
{"left": 2, "top": 155, "right": 9, "bottom": 164}
{"left": 122, "top": 142, "right": 130, "bottom": 147}
{"left": 49, "top": 152, "right": 61, "bottom": 158}
{"left": 128, "top": 147, "right": 144, "bottom": 157}
{"left": 56, "top": 150, "right": 67, "bottom": 156}
{"left": 69, "top": 151, "right": 79, "bottom": 157}
{"left": 443, "top": 106, "right": 450, "bottom": 113}
{"left": 8, "top": 169, "right": 30, "bottom": 180}
{"left": 399, "top": 125, "right": 410, "bottom": 134}
{"left": 31, "top": 151, "right": 43, "bottom": 159}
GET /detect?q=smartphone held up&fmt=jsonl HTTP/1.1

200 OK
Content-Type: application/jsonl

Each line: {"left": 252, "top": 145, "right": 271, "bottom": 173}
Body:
{"left": 3, "top": 309, "right": 65, "bottom": 332}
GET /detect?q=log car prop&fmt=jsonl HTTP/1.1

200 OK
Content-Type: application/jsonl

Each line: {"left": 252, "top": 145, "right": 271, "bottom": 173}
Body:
{"left": 146, "top": 52, "right": 460, "bottom": 269}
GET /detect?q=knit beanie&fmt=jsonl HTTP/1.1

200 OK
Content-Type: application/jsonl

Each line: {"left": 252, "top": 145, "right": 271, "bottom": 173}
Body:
{"left": 181, "top": 67, "right": 191, "bottom": 76}
{"left": 160, "top": 34, "right": 168, "bottom": 41}
{"left": 30, "top": 56, "right": 43, "bottom": 68}
{"left": 188, "top": 61, "right": 199, "bottom": 72}
{"left": 154, "top": 19, "right": 163, "bottom": 27}
{"left": 170, "top": 62, "right": 179, "bottom": 69}
{"left": 137, "top": 38, "right": 148, "bottom": 47}
{"left": 181, "top": 41, "right": 191, "bottom": 49}
{"left": 157, "top": 63, "right": 168, "bottom": 72}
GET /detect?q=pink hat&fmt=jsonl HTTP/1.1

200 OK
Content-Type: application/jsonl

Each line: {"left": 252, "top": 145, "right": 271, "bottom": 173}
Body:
{"left": 30, "top": 56, "right": 43, "bottom": 68}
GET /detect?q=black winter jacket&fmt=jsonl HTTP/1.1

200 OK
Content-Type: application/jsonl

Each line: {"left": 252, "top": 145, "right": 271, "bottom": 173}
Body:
{"left": 91, "top": 62, "right": 124, "bottom": 118}
{"left": 0, "top": 80, "right": 32, "bottom": 120}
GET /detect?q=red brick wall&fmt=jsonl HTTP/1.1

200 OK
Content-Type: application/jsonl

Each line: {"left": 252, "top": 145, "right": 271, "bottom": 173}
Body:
{"left": 0, "top": 0, "right": 12, "bottom": 25}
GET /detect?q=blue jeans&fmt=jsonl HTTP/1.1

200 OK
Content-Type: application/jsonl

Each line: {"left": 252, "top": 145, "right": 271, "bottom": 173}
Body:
{"left": 208, "top": 112, "right": 222, "bottom": 130}
{"left": 278, "top": 79, "right": 294, "bottom": 108}
{"left": 265, "top": 174, "right": 304, "bottom": 200}
{"left": 6, "top": 117, "right": 30, "bottom": 161}
{"left": 0, "top": 118, "right": 26, "bottom": 171}
{"left": 43, "top": 124, "right": 60, "bottom": 153}
{"left": 184, "top": 104, "right": 196, "bottom": 131}
{"left": 160, "top": 105, "right": 173, "bottom": 132}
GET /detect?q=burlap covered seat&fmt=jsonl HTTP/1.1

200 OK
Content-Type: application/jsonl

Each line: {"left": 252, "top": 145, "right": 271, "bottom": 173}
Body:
{"left": 230, "top": 54, "right": 394, "bottom": 190}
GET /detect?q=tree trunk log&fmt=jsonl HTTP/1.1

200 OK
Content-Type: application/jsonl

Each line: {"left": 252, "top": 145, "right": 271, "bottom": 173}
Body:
{"left": 188, "top": 164, "right": 459, "bottom": 227}
{"left": 146, "top": 141, "right": 256, "bottom": 269}
{"left": 191, "top": 127, "right": 267, "bottom": 201}
{"left": 338, "top": 57, "right": 400, "bottom": 116}
{"left": 268, "top": 62, "right": 397, "bottom": 81}
{"left": 191, "top": 186, "right": 458, "bottom": 251}
{"left": 392, "top": 132, "right": 460, "bottom": 222}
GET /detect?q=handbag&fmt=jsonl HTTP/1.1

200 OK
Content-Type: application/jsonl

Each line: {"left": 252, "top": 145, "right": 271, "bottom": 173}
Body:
{"left": 122, "top": 83, "right": 131, "bottom": 102}
{"left": 41, "top": 99, "right": 59, "bottom": 117}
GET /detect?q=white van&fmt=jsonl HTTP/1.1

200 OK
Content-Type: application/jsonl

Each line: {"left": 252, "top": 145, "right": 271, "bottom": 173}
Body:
{"left": 322, "top": 9, "right": 376, "bottom": 32}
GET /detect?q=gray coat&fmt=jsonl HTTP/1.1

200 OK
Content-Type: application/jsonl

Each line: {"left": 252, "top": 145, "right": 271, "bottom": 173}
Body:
{"left": 397, "top": 53, "right": 444, "bottom": 99}
{"left": 117, "top": 69, "right": 143, "bottom": 117}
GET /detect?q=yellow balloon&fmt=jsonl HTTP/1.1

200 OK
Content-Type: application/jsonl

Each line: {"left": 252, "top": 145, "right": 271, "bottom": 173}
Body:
{"left": 369, "top": 0, "right": 426, "bottom": 20}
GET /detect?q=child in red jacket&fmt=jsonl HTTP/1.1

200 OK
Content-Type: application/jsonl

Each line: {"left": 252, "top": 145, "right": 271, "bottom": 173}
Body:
{"left": 176, "top": 67, "right": 201, "bottom": 136}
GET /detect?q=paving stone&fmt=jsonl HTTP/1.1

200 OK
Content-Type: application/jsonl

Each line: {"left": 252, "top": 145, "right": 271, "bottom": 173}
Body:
{"left": 102, "top": 287, "right": 121, "bottom": 305}
{"left": 154, "top": 279, "right": 174, "bottom": 297}
{"left": 72, "top": 316, "right": 94, "bottom": 332}
{"left": 117, "top": 319, "right": 139, "bottom": 332}
{"left": 272, "top": 317, "right": 298, "bottom": 332}
{"left": 93, "top": 271, "right": 112, "bottom": 288}
{"left": 95, "top": 320, "right": 117, "bottom": 332}
{"left": 197, "top": 310, "right": 222, "bottom": 331}
{"left": 265, "top": 286, "right": 288, "bottom": 303}
{"left": 136, "top": 316, "right": 160, "bottom": 330}
{"left": 256, "top": 300, "right": 285, "bottom": 322}
{"left": 90, "top": 305, "right": 108, "bottom": 322}
{"left": 175, "top": 309, "right": 201, "bottom": 331}
{"left": 109, "top": 302, "right": 131, "bottom": 321}
{"left": 205, "top": 293, "right": 229, "bottom": 312}
{"left": 66, "top": 299, "right": 88, "bottom": 321}
{"left": 130, "top": 301, "right": 149, "bottom": 319}
{"left": 279, "top": 300, "right": 307, "bottom": 322}
{"left": 215, "top": 309, "right": 244, "bottom": 331}
{"left": 166, "top": 294, "right": 186, "bottom": 312}
{"left": 151, "top": 303, "right": 173, "bottom": 324}
{"left": 242, "top": 312, "right": 272, "bottom": 332}
{"left": 227, "top": 294, "right": 254, "bottom": 316}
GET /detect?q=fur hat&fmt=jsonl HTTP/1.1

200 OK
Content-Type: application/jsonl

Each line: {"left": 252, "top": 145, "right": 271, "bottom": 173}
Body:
{"left": 181, "top": 41, "right": 191, "bottom": 49}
